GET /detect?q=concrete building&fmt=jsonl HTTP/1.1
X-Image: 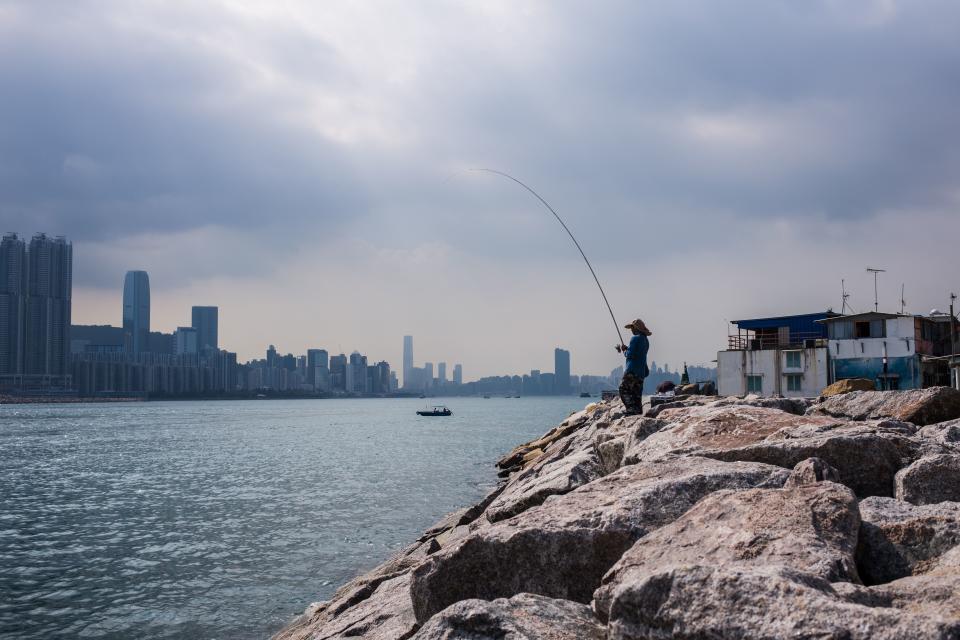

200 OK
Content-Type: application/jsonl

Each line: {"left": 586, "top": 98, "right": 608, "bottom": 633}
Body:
{"left": 23, "top": 234, "right": 73, "bottom": 381}
{"left": 191, "top": 306, "right": 218, "bottom": 351}
{"left": 718, "top": 312, "right": 834, "bottom": 398}
{"left": 453, "top": 363, "right": 462, "bottom": 385}
{"left": 438, "top": 362, "right": 447, "bottom": 385}
{"left": 719, "top": 310, "right": 960, "bottom": 396}
{"left": 821, "top": 312, "right": 957, "bottom": 390}
{"left": 554, "top": 348, "right": 571, "bottom": 395}
{"left": 174, "top": 326, "right": 198, "bottom": 355}
{"left": 0, "top": 233, "right": 27, "bottom": 376}
{"left": 122, "top": 270, "right": 150, "bottom": 353}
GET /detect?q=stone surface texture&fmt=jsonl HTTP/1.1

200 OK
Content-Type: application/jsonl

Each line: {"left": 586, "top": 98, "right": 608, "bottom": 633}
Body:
{"left": 410, "top": 593, "right": 605, "bottom": 640}
{"left": 895, "top": 454, "right": 960, "bottom": 505}
{"left": 274, "top": 388, "right": 960, "bottom": 640}
{"left": 809, "top": 386, "right": 960, "bottom": 426}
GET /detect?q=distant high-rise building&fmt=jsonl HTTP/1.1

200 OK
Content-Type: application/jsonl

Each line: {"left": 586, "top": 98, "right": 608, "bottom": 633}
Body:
{"left": 191, "top": 306, "right": 218, "bottom": 351}
{"left": 122, "top": 270, "right": 150, "bottom": 353}
{"left": 174, "top": 326, "right": 198, "bottom": 355}
{"left": 453, "top": 363, "right": 463, "bottom": 385}
{"left": 307, "top": 348, "right": 329, "bottom": 391}
{"left": 438, "top": 362, "right": 447, "bottom": 384}
{"left": 24, "top": 234, "right": 72, "bottom": 377}
{"left": 554, "top": 348, "right": 571, "bottom": 395}
{"left": 0, "top": 233, "right": 27, "bottom": 375}
{"left": 424, "top": 362, "right": 434, "bottom": 389}
{"left": 329, "top": 353, "right": 347, "bottom": 392}
{"left": 266, "top": 344, "right": 278, "bottom": 367}
{"left": 403, "top": 335, "right": 413, "bottom": 388}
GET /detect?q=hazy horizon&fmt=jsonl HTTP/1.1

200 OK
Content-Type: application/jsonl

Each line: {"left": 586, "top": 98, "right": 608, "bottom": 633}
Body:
{"left": 4, "top": 1, "right": 959, "bottom": 377}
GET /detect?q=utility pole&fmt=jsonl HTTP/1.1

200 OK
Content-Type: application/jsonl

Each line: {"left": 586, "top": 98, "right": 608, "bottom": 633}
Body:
{"left": 866, "top": 267, "right": 886, "bottom": 313}
{"left": 951, "top": 293, "right": 957, "bottom": 390}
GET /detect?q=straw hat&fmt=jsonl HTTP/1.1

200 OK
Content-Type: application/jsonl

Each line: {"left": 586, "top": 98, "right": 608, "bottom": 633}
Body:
{"left": 624, "top": 318, "right": 652, "bottom": 336}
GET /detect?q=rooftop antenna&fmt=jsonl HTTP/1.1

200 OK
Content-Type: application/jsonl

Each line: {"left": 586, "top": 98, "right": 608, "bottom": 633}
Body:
{"left": 866, "top": 267, "right": 886, "bottom": 313}
{"left": 841, "top": 279, "right": 853, "bottom": 315}
{"left": 900, "top": 284, "right": 906, "bottom": 315}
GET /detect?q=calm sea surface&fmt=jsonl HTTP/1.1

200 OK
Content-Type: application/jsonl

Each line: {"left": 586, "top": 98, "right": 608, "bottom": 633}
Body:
{"left": 0, "top": 396, "right": 587, "bottom": 640}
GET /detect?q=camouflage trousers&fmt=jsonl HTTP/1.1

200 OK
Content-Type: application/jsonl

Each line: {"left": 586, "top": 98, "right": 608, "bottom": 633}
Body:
{"left": 619, "top": 372, "right": 645, "bottom": 414}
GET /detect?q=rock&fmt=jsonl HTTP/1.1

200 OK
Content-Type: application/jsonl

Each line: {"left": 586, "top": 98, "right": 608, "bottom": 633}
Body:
{"left": 602, "top": 564, "right": 959, "bottom": 640}
{"left": 677, "top": 383, "right": 700, "bottom": 395}
{"left": 857, "top": 497, "right": 960, "bottom": 584}
{"left": 593, "top": 482, "right": 861, "bottom": 620}
{"left": 918, "top": 418, "right": 960, "bottom": 447}
{"left": 595, "top": 435, "right": 626, "bottom": 475}
{"left": 411, "top": 593, "right": 605, "bottom": 640}
{"left": 823, "top": 378, "right": 877, "bottom": 396}
{"left": 496, "top": 410, "right": 592, "bottom": 472}
{"left": 809, "top": 386, "right": 960, "bottom": 426}
{"left": 275, "top": 573, "right": 417, "bottom": 640}
{"left": 485, "top": 448, "right": 604, "bottom": 523}
{"left": 840, "top": 547, "right": 960, "bottom": 622}
{"left": 711, "top": 394, "right": 816, "bottom": 415}
{"left": 622, "top": 405, "right": 921, "bottom": 497}
{"left": 624, "top": 405, "right": 844, "bottom": 465}
{"left": 705, "top": 419, "right": 922, "bottom": 497}
{"left": 784, "top": 456, "right": 842, "bottom": 487}
{"left": 409, "top": 457, "right": 788, "bottom": 624}
{"left": 895, "top": 454, "right": 960, "bottom": 505}
{"left": 643, "top": 395, "right": 716, "bottom": 418}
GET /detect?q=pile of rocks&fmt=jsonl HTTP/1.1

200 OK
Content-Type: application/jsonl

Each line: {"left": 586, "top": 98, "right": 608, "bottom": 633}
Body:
{"left": 274, "top": 387, "right": 960, "bottom": 639}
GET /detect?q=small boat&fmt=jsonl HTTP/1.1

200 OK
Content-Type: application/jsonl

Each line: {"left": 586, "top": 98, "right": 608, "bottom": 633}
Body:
{"left": 580, "top": 392, "right": 591, "bottom": 398}
{"left": 483, "top": 394, "right": 491, "bottom": 399}
{"left": 417, "top": 405, "right": 452, "bottom": 416}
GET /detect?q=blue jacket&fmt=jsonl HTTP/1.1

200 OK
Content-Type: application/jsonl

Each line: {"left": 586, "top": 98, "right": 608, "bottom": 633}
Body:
{"left": 624, "top": 334, "right": 650, "bottom": 378}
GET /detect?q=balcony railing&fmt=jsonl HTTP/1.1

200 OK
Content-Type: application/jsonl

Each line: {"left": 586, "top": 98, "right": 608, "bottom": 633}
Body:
{"left": 727, "top": 333, "right": 828, "bottom": 351}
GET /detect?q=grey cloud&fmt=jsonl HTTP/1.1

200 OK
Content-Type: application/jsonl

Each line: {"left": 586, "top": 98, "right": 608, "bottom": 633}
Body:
{"left": 2, "top": 0, "right": 959, "bottom": 288}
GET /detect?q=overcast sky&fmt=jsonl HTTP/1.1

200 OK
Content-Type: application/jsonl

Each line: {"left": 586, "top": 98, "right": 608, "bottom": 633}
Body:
{"left": 3, "top": 1, "right": 959, "bottom": 378}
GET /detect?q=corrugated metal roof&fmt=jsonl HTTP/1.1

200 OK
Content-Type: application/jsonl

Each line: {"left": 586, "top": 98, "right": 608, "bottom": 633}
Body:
{"left": 731, "top": 312, "right": 839, "bottom": 332}
{"left": 817, "top": 312, "right": 904, "bottom": 323}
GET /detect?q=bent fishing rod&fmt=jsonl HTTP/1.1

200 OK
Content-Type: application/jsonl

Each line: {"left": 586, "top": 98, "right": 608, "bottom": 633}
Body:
{"left": 466, "top": 168, "right": 626, "bottom": 349}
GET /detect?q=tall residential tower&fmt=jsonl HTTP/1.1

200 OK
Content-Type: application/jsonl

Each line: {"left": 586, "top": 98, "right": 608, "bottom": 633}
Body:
{"left": 0, "top": 233, "right": 27, "bottom": 375}
{"left": 24, "top": 234, "right": 72, "bottom": 377}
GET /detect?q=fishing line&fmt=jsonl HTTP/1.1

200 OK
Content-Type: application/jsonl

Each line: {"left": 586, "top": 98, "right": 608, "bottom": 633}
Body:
{"left": 462, "top": 167, "right": 626, "bottom": 349}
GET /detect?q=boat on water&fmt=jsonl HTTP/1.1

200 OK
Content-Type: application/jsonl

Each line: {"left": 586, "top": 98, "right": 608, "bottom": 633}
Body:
{"left": 417, "top": 405, "right": 452, "bottom": 416}
{"left": 580, "top": 392, "right": 591, "bottom": 398}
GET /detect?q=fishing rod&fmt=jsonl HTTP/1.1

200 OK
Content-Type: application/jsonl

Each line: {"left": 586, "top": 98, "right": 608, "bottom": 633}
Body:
{"left": 466, "top": 168, "right": 626, "bottom": 349}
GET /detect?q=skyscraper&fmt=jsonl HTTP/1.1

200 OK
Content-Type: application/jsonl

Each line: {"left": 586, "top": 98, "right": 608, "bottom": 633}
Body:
{"left": 554, "top": 348, "right": 571, "bottom": 395}
{"left": 453, "top": 363, "right": 463, "bottom": 385}
{"left": 191, "top": 306, "right": 218, "bottom": 351}
{"left": 0, "top": 233, "right": 26, "bottom": 375}
{"left": 438, "top": 362, "right": 447, "bottom": 384}
{"left": 403, "top": 335, "right": 413, "bottom": 388}
{"left": 307, "top": 348, "right": 329, "bottom": 391}
{"left": 24, "top": 234, "right": 72, "bottom": 377}
{"left": 122, "top": 270, "right": 150, "bottom": 353}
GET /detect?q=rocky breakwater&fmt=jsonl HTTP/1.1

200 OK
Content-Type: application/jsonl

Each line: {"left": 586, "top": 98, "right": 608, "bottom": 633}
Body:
{"left": 274, "top": 387, "right": 960, "bottom": 639}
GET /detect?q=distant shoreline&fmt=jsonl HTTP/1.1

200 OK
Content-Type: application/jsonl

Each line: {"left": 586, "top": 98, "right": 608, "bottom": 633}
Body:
{"left": 0, "top": 393, "right": 590, "bottom": 405}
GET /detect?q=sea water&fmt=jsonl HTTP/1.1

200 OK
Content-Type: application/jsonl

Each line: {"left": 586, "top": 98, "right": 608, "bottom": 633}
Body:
{"left": 0, "top": 396, "right": 587, "bottom": 639}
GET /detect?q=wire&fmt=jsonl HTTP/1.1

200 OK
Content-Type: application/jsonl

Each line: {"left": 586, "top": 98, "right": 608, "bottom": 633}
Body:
{"left": 467, "top": 168, "right": 626, "bottom": 348}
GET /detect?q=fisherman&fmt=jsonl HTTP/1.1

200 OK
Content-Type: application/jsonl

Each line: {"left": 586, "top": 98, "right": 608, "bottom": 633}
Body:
{"left": 615, "top": 318, "right": 651, "bottom": 414}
